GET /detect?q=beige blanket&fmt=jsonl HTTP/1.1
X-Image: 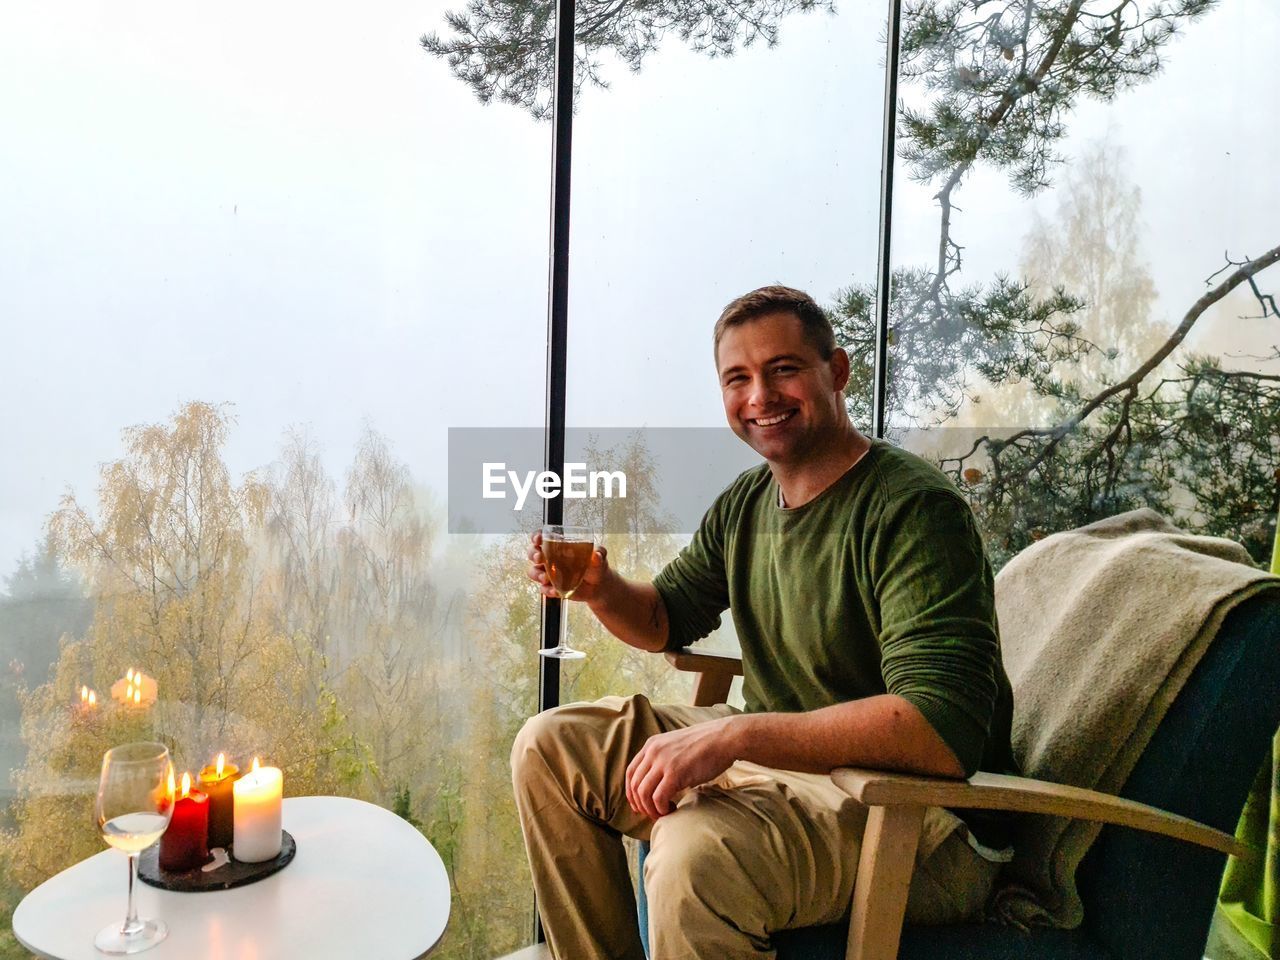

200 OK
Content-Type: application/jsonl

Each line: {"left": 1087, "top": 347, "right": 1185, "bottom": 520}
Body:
{"left": 989, "top": 508, "right": 1280, "bottom": 929}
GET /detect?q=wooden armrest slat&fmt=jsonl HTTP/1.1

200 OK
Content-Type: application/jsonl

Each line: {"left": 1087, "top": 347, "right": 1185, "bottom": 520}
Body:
{"left": 663, "top": 650, "right": 744, "bottom": 676}
{"left": 831, "top": 768, "right": 1249, "bottom": 858}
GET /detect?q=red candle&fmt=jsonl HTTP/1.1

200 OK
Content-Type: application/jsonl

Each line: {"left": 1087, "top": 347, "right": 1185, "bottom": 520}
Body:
{"left": 159, "top": 771, "right": 210, "bottom": 872}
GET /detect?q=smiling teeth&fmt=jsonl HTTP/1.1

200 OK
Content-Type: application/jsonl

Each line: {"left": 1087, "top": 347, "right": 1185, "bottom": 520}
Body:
{"left": 755, "top": 412, "right": 794, "bottom": 426}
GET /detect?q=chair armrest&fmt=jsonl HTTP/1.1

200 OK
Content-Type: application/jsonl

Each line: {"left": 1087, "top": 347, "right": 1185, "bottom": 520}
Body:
{"left": 664, "top": 649, "right": 743, "bottom": 707}
{"left": 663, "top": 648, "right": 744, "bottom": 674}
{"left": 831, "top": 767, "right": 1249, "bottom": 858}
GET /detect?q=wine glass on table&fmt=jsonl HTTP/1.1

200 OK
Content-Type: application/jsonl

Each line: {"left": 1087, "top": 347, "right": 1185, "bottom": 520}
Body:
{"left": 94, "top": 741, "right": 175, "bottom": 955}
{"left": 538, "top": 524, "right": 596, "bottom": 660}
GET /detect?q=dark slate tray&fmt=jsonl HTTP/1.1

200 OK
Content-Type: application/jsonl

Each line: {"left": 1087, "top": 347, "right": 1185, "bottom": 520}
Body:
{"left": 138, "top": 831, "right": 296, "bottom": 892}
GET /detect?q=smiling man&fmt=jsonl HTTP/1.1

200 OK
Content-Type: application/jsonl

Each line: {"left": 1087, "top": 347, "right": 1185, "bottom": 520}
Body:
{"left": 512, "top": 285, "right": 1017, "bottom": 960}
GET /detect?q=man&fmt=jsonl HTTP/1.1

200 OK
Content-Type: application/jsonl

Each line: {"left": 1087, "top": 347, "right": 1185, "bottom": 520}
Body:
{"left": 513, "top": 285, "right": 1016, "bottom": 959}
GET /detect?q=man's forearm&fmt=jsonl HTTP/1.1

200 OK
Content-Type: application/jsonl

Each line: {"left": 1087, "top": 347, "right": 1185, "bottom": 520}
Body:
{"left": 585, "top": 570, "right": 670, "bottom": 653}
{"left": 623, "top": 693, "right": 967, "bottom": 820}
{"left": 723, "top": 695, "right": 965, "bottom": 779}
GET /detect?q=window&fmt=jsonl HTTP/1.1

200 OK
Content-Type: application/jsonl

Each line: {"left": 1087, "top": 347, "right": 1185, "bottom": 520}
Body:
{"left": 0, "top": 2, "right": 545, "bottom": 955}
{"left": 878, "top": 0, "right": 1279, "bottom": 569}
{"left": 6, "top": 3, "right": 1270, "bottom": 959}
{"left": 559, "top": 1, "right": 888, "bottom": 704}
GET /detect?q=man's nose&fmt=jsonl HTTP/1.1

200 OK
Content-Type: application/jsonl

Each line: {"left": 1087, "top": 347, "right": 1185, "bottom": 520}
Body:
{"left": 747, "top": 376, "right": 779, "bottom": 408}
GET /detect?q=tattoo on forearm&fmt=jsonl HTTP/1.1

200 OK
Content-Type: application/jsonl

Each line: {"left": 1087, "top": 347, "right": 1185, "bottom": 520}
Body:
{"left": 648, "top": 598, "right": 663, "bottom": 631}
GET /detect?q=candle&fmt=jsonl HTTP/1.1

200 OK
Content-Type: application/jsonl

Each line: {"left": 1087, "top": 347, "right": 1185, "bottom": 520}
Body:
{"left": 110, "top": 669, "right": 157, "bottom": 706}
{"left": 232, "top": 757, "right": 283, "bottom": 863}
{"left": 197, "top": 753, "right": 239, "bottom": 849}
{"left": 159, "top": 771, "right": 210, "bottom": 872}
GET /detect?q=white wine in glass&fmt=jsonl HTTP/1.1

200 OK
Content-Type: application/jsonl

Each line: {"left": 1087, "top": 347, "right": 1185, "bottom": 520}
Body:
{"left": 539, "top": 524, "right": 595, "bottom": 660}
{"left": 94, "top": 742, "right": 174, "bottom": 955}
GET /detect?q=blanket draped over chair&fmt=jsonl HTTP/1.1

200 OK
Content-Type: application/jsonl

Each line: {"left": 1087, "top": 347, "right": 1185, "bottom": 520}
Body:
{"left": 989, "top": 508, "right": 1280, "bottom": 930}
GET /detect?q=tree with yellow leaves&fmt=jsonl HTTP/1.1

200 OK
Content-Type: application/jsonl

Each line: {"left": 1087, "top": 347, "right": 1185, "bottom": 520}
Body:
{"left": 0, "top": 402, "right": 370, "bottom": 901}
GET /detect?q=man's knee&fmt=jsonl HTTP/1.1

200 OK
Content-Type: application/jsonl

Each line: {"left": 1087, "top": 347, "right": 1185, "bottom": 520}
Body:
{"left": 510, "top": 705, "right": 572, "bottom": 789}
{"left": 644, "top": 810, "right": 765, "bottom": 927}
{"left": 510, "top": 696, "right": 638, "bottom": 795}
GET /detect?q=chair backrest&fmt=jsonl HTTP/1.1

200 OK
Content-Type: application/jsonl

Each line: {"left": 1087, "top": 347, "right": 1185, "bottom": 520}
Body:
{"left": 1075, "top": 589, "right": 1280, "bottom": 960}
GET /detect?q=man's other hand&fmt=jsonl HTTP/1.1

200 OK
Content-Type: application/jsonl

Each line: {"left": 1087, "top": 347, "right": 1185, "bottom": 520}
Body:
{"left": 625, "top": 717, "right": 738, "bottom": 820}
{"left": 527, "top": 530, "right": 610, "bottom": 603}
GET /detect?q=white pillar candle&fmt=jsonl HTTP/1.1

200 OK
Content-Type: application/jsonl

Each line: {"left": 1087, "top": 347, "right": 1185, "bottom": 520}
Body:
{"left": 232, "top": 760, "right": 283, "bottom": 863}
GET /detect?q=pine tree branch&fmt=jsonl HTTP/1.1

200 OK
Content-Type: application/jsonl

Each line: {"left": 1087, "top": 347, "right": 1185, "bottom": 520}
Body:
{"left": 927, "top": 1, "right": 1087, "bottom": 309}
{"left": 994, "top": 244, "right": 1280, "bottom": 468}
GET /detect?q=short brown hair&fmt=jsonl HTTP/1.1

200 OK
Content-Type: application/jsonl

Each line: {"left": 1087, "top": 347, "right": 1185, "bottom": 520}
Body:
{"left": 713, "top": 285, "right": 836, "bottom": 361}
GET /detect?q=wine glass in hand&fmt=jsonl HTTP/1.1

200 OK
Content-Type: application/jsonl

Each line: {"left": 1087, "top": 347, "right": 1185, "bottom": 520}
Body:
{"left": 537, "top": 524, "right": 596, "bottom": 660}
{"left": 94, "top": 742, "right": 174, "bottom": 955}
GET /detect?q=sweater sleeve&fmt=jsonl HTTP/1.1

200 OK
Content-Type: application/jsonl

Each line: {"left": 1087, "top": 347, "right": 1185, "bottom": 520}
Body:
{"left": 870, "top": 489, "right": 1001, "bottom": 777}
{"left": 652, "top": 495, "right": 731, "bottom": 652}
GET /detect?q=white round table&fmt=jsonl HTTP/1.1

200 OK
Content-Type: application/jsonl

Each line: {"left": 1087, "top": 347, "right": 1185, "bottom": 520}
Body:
{"left": 13, "top": 796, "right": 451, "bottom": 960}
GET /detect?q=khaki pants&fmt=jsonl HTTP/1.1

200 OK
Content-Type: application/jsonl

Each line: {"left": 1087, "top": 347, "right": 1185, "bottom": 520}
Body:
{"left": 511, "top": 694, "right": 999, "bottom": 960}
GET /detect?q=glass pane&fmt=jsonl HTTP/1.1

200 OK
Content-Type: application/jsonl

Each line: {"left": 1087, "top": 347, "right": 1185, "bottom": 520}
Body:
{"left": 558, "top": 4, "right": 887, "bottom": 704}
{"left": 883, "top": 0, "right": 1279, "bottom": 568}
{"left": 0, "top": 2, "right": 543, "bottom": 955}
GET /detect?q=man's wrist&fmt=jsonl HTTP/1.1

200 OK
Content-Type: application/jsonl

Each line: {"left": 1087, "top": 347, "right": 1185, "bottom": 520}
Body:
{"left": 585, "top": 565, "right": 620, "bottom": 614}
{"left": 721, "top": 713, "right": 754, "bottom": 764}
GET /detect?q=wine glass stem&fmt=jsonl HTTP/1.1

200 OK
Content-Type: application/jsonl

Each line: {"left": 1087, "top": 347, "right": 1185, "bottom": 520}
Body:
{"left": 123, "top": 852, "right": 141, "bottom": 936}
{"left": 557, "top": 598, "right": 571, "bottom": 651}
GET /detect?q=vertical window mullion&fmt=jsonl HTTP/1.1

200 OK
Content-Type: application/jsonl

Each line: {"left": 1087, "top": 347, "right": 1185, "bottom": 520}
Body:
{"left": 873, "top": 0, "right": 903, "bottom": 440}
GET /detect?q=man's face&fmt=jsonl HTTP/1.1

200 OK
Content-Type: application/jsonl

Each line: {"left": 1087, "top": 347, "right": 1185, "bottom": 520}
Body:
{"left": 716, "top": 311, "right": 850, "bottom": 467}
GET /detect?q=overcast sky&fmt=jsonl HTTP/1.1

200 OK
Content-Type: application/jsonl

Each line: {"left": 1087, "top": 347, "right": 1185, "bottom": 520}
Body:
{"left": 1, "top": 0, "right": 1276, "bottom": 574}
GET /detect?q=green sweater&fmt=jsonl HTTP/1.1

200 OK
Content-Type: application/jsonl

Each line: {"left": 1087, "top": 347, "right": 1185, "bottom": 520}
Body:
{"left": 653, "top": 439, "right": 1017, "bottom": 843}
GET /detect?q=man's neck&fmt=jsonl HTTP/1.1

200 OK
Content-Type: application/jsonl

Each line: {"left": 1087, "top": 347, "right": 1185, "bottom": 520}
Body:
{"left": 772, "top": 427, "right": 872, "bottom": 509}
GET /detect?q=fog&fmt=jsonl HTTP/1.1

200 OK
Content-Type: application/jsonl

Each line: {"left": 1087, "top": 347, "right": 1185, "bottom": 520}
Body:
{"left": 2, "top": 0, "right": 1277, "bottom": 574}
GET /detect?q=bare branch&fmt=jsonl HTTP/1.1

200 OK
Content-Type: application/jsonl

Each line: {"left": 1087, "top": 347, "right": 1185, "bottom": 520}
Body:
{"left": 993, "top": 244, "right": 1280, "bottom": 473}
{"left": 1054, "top": 245, "right": 1280, "bottom": 429}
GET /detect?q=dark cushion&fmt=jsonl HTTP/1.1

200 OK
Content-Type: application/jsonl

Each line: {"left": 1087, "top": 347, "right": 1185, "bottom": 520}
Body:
{"left": 636, "top": 589, "right": 1280, "bottom": 960}
{"left": 1074, "top": 591, "right": 1280, "bottom": 960}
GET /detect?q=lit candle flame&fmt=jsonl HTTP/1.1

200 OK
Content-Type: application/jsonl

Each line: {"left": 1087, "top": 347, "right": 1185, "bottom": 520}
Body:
{"left": 216, "top": 752, "right": 225, "bottom": 777}
{"left": 88, "top": 690, "right": 96, "bottom": 706}
{"left": 127, "top": 668, "right": 135, "bottom": 683}
{"left": 181, "top": 771, "right": 192, "bottom": 799}
{"left": 251, "top": 756, "right": 261, "bottom": 773}
{"left": 133, "top": 688, "right": 141, "bottom": 706}
{"left": 80, "top": 686, "right": 88, "bottom": 702}
{"left": 167, "top": 769, "right": 176, "bottom": 798}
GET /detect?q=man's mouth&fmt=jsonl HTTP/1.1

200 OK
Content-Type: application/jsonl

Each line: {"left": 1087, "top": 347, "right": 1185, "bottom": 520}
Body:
{"left": 750, "top": 410, "right": 796, "bottom": 427}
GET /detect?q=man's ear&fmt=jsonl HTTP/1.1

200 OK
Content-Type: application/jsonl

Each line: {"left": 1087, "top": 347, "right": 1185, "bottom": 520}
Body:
{"left": 830, "top": 348, "right": 851, "bottom": 394}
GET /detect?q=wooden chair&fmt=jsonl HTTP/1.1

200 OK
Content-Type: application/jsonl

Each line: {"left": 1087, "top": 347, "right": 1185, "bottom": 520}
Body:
{"left": 636, "top": 589, "right": 1280, "bottom": 960}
